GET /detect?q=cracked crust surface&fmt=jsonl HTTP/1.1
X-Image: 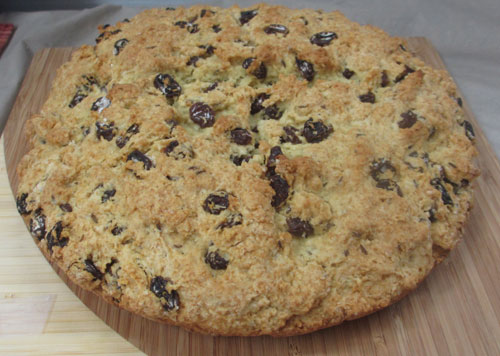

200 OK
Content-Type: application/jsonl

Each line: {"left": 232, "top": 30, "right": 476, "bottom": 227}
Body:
{"left": 16, "top": 4, "right": 479, "bottom": 336}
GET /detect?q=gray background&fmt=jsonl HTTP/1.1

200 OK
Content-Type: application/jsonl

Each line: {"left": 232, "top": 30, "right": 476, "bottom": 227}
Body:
{"left": 0, "top": 0, "right": 499, "bottom": 157}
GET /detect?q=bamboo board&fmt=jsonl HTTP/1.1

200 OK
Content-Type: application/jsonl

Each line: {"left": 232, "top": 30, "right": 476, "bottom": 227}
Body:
{"left": 1, "top": 38, "right": 500, "bottom": 356}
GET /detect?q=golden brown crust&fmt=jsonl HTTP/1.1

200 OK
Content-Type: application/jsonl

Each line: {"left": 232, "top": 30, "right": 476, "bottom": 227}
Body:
{"left": 15, "top": 4, "right": 479, "bottom": 336}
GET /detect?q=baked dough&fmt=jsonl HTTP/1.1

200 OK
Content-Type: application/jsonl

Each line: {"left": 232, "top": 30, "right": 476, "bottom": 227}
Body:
{"left": 16, "top": 4, "right": 479, "bottom": 336}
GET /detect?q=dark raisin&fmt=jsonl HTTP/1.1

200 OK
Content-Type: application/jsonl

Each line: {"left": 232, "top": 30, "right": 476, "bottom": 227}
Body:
{"left": 242, "top": 57, "right": 256, "bottom": 69}
{"left": 81, "top": 126, "right": 91, "bottom": 136}
{"left": 394, "top": 65, "right": 415, "bottom": 83}
{"left": 190, "top": 102, "right": 215, "bottom": 128}
{"left": 461, "top": 179, "right": 470, "bottom": 188}
{"left": 310, "top": 31, "right": 337, "bottom": 46}
{"left": 286, "top": 217, "right": 314, "bottom": 238}
{"left": 427, "top": 207, "right": 437, "bottom": 222}
{"left": 240, "top": 9, "right": 258, "bottom": 25}
{"left": 381, "top": 71, "right": 389, "bottom": 87}
{"left": 122, "top": 18, "right": 130, "bottom": 22}
{"left": 127, "top": 150, "right": 153, "bottom": 170}
{"left": 59, "top": 203, "right": 72, "bottom": 212}
{"left": 456, "top": 97, "right": 463, "bottom": 107}
{"left": 150, "top": 276, "right": 180, "bottom": 311}
{"left": 166, "top": 7, "right": 175, "bottom": 11}
{"left": 154, "top": 73, "right": 182, "bottom": 98}
{"left": 105, "top": 259, "right": 117, "bottom": 274}
{"left": 69, "top": 92, "right": 87, "bottom": 108}
{"left": 162, "top": 290, "right": 180, "bottom": 311}
{"left": 369, "top": 158, "right": 396, "bottom": 181}
{"left": 200, "top": 9, "right": 207, "bottom": 17}
{"left": 150, "top": 276, "right": 167, "bottom": 297}
{"left": 216, "top": 213, "right": 243, "bottom": 230}
{"left": 95, "top": 32, "right": 106, "bottom": 43}
{"left": 91, "top": 97, "right": 111, "bottom": 113}
{"left": 359, "top": 92, "right": 375, "bottom": 103}
{"left": 242, "top": 58, "right": 267, "bottom": 79}
{"left": 203, "top": 82, "right": 218, "bottom": 92}
{"left": 187, "top": 23, "right": 199, "bottom": 34}
{"left": 203, "top": 45, "right": 216, "bottom": 55}
{"left": 302, "top": 118, "right": 333, "bottom": 143}
{"left": 102, "top": 189, "right": 116, "bottom": 203}
{"left": 111, "top": 226, "right": 124, "bottom": 235}
{"left": 231, "top": 154, "right": 252, "bottom": 166}
{"left": 269, "top": 174, "right": 289, "bottom": 208}
{"left": 188, "top": 166, "right": 205, "bottom": 174}
{"left": 400, "top": 44, "right": 407, "bottom": 51}
{"left": 113, "top": 38, "right": 129, "bottom": 55}
{"left": 252, "top": 62, "right": 267, "bottom": 79}
{"left": 203, "top": 192, "right": 229, "bottom": 215}
{"left": 267, "top": 146, "right": 284, "bottom": 176}
{"left": 369, "top": 159, "right": 402, "bottom": 196}
{"left": 212, "top": 24, "right": 222, "bottom": 33}
{"left": 164, "top": 141, "right": 194, "bottom": 159}
{"left": 126, "top": 123, "right": 139, "bottom": 134}
{"left": 174, "top": 21, "right": 187, "bottom": 28}
{"left": 281, "top": 126, "right": 301, "bottom": 144}
{"left": 187, "top": 56, "right": 200, "bottom": 66}
{"left": 230, "top": 128, "right": 252, "bottom": 145}
{"left": 84, "top": 258, "right": 103, "bottom": 280}
{"left": 376, "top": 179, "right": 403, "bottom": 197}
{"left": 430, "top": 178, "right": 453, "bottom": 205}
{"left": 250, "top": 93, "right": 270, "bottom": 115}
{"left": 30, "top": 209, "right": 46, "bottom": 240}
{"left": 204, "top": 250, "right": 229, "bottom": 270}
{"left": 440, "top": 168, "right": 460, "bottom": 194}
{"left": 300, "top": 16, "right": 309, "bottom": 25}
{"left": 398, "top": 110, "right": 418, "bottom": 129}
{"left": 164, "top": 140, "right": 179, "bottom": 154}
{"left": 46, "top": 221, "right": 68, "bottom": 253}
{"left": 343, "top": 69, "right": 355, "bottom": 79}
{"left": 166, "top": 120, "right": 178, "bottom": 131}
{"left": 115, "top": 136, "right": 129, "bottom": 148}
{"left": 95, "top": 121, "right": 115, "bottom": 141}
{"left": 102, "top": 24, "right": 110, "bottom": 29}
{"left": 16, "top": 193, "right": 31, "bottom": 215}
{"left": 296, "top": 58, "right": 315, "bottom": 81}
{"left": 264, "top": 24, "right": 289, "bottom": 35}
{"left": 264, "top": 105, "right": 283, "bottom": 120}
{"left": 460, "top": 120, "right": 475, "bottom": 141}
{"left": 269, "top": 146, "right": 283, "bottom": 161}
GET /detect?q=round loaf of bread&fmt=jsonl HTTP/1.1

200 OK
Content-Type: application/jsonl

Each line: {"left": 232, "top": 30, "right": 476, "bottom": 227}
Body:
{"left": 16, "top": 4, "right": 479, "bottom": 336}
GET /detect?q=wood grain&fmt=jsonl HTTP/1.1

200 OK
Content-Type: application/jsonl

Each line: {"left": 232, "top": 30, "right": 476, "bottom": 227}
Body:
{"left": 1, "top": 38, "right": 500, "bottom": 355}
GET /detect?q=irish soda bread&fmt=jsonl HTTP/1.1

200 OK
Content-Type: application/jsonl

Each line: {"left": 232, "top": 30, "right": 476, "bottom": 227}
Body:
{"left": 16, "top": 4, "right": 479, "bottom": 336}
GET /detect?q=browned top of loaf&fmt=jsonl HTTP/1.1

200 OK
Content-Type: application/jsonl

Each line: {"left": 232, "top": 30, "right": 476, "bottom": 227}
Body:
{"left": 16, "top": 4, "right": 478, "bottom": 336}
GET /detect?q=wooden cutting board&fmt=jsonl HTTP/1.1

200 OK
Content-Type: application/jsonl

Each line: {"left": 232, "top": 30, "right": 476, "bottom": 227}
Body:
{"left": 1, "top": 38, "right": 500, "bottom": 356}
